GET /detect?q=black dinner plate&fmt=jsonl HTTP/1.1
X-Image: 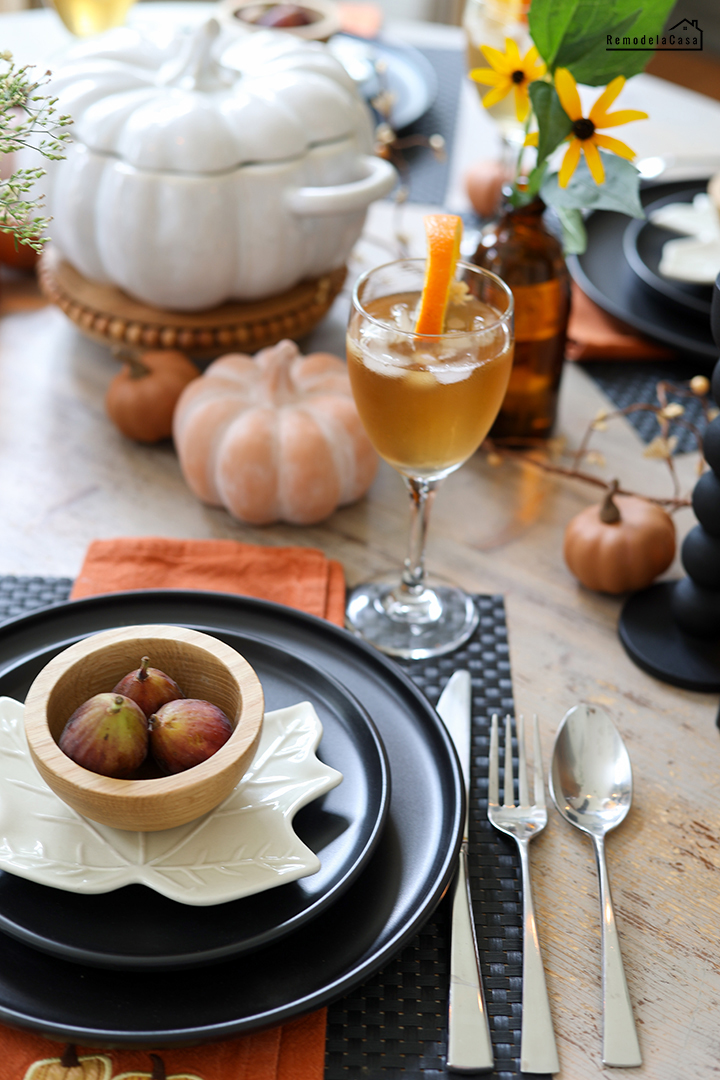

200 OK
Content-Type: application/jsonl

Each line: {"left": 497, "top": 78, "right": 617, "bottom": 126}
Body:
{"left": 0, "top": 637, "right": 390, "bottom": 970}
{"left": 567, "top": 178, "right": 718, "bottom": 362}
{"left": 0, "top": 590, "right": 463, "bottom": 1046}
{"left": 622, "top": 183, "right": 714, "bottom": 318}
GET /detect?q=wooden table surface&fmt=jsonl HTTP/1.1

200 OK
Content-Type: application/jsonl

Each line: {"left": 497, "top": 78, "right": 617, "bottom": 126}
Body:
{"left": 1, "top": 206, "right": 718, "bottom": 1078}
{"left": 1, "top": 9, "right": 720, "bottom": 1077}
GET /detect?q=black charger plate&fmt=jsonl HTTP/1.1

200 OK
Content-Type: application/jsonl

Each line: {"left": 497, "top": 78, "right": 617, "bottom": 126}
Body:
{"left": 622, "top": 183, "right": 714, "bottom": 318}
{"left": 0, "top": 590, "right": 463, "bottom": 1046}
{"left": 0, "top": 637, "right": 390, "bottom": 970}
{"left": 568, "top": 179, "right": 718, "bottom": 361}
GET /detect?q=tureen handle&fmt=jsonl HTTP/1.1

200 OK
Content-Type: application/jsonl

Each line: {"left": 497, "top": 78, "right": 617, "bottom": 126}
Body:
{"left": 286, "top": 156, "right": 397, "bottom": 217}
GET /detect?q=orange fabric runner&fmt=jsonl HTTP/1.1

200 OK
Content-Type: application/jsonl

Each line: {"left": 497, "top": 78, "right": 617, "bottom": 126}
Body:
{"left": 2, "top": 536, "right": 343, "bottom": 1080}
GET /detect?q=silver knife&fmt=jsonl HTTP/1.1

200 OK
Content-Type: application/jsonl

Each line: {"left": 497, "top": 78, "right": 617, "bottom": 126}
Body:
{"left": 437, "top": 670, "right": 494, "bottom": 1073}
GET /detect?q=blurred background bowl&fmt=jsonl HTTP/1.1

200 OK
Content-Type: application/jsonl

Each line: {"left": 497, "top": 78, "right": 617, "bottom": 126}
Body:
{"left": 218, "top": 0, "right": 341, "bottom": 40}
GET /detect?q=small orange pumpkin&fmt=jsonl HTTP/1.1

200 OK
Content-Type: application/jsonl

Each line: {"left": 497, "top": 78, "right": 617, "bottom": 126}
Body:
{"left": 0, "top": 229, "right": 39, "bottom": 272}
{"left": 106, "top": 351, "right": 200, "bottom": 443}
{"left": 563, "top": 481, "right": 676, "bottom": 594}
{"left": 24, "top": 1046, "right": 112, "bottom": 1080}
{"left": 173, "top": 338, "right": 378, "bottom": 525}
{"left": 114, "top": 1051, "right": 201, "bottom": 1080}
{"left": 464, "top": 159, "right": 510, "bottom": 219}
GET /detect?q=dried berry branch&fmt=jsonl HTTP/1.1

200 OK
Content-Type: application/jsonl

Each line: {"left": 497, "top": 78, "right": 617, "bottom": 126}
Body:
{"left": 484, "top": 373, "right": 715, "bottom": 511}
{"left": 485, "top": 441, "right": 692, "bottom": 508}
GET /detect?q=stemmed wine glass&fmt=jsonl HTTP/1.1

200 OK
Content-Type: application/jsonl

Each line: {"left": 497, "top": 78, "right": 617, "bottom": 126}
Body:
{"left": 44, "top": 0, "right": 137, "bottom": 37}
{"left": 345, "top": 258, "right": 514, "bottom": 659}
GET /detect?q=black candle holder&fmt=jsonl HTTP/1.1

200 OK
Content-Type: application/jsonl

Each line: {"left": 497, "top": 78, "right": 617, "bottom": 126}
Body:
{"left": 618, "top": 274, "right": 720, "bottom": 692}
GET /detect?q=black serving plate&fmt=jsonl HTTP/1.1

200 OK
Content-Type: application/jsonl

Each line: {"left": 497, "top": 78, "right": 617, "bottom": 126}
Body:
{"left": 0, "top": 637, "right": 390, "bottom": 971}
{"left": 568, "top": 179, "right": 718, "bottom": 362}
{"left": 622, "top": 183, "right": 714, "bottom": 318}
{"left": 0, "top": 590, "right": 463, "bottom": 1046}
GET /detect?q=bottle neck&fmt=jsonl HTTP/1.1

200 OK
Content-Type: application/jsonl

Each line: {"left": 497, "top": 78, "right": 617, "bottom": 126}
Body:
{"left": 499, "top": 195, "right": 546, "bottom": 223}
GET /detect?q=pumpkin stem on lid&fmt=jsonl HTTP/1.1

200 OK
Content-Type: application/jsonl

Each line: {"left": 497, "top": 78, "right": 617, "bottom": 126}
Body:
{"left": 600, "top": 479, "right": 622, "bottom": 524}
{"left": 160, "top": 18, "right": 230, "bottom": 93}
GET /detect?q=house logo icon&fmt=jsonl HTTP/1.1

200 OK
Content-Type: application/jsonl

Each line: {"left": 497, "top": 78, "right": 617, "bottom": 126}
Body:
{"left": 606, "top": 16, "right": 703, "bottom": 51}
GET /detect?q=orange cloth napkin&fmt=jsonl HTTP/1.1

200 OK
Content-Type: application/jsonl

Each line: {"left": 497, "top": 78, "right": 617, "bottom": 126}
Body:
{"left": 1, "top": 536, "right": 345, "bottom": 1080}
{"left": 566, "top": 281, "right": 676, "bottom": 361}
{"left": 71, "top": 536, "right": 346, "bottom": 627}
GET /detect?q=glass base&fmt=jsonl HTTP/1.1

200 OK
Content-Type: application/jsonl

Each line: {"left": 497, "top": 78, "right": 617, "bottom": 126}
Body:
{"left": 346, "top": 572, "right": 479, "bottom": 659}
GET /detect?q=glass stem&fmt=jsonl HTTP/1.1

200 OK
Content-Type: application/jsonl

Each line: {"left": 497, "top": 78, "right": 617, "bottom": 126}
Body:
{"left": 401, "top": 476, "right": 438, "bottom": 596}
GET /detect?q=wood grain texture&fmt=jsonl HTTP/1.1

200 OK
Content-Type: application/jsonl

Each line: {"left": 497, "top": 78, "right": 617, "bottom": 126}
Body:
{"left": 23, "top": 625, "right": 265, "bottom": 832}
{"left": 1, "top": 201, "right": 719, "bottom": 1073}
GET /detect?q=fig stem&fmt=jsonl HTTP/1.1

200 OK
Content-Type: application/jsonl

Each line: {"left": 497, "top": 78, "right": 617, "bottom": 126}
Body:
{"left": 138, "top": 656, "right": 150, "bottom": 682}
{"left": 600, "top": 479, "right": 622, "bottom": 524}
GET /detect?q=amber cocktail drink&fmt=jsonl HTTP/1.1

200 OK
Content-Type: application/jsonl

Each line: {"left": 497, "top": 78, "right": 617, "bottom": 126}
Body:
{"left": 348, "top": 289, "right": 512, "bottom": 479}
{"left": 345, "top": 259, "right": 514, "bottom": 658}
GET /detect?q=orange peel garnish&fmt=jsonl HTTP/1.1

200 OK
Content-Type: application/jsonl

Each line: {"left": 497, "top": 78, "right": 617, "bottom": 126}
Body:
{"left": 414, "top": 214, "right": 463, "bottom": 335}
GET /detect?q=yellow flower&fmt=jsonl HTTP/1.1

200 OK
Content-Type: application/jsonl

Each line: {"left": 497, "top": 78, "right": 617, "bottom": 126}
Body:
{"left": 470, "top": 39, "right": 546, "bottom": 122}
{"left": 546, "top": 68, "right": 648, "bottom": 187}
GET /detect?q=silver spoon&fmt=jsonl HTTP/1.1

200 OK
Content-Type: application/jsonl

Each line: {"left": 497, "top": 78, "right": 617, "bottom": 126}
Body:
{"left": 549, "top": 704, "right": 642, "bottom": 1068}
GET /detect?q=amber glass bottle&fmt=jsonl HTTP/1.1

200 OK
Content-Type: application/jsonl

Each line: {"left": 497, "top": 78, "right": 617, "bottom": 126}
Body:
{"left": 472, "top": 196, "right": 570, "bottom": 440}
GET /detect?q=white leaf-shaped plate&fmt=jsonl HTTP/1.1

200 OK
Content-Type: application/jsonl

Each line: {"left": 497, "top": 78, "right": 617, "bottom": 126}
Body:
{"left": 0, "top": 696, "right": 342, "bottom": 906}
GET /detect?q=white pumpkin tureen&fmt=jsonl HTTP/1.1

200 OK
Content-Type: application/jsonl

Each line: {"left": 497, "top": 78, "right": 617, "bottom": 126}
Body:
{"left": 42, "top": 18, "right": 396, "bottom": 311}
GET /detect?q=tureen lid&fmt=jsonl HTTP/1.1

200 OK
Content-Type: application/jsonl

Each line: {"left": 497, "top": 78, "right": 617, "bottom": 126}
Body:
{"left": 48, "top": 18, "right": 374, "bottom": 173}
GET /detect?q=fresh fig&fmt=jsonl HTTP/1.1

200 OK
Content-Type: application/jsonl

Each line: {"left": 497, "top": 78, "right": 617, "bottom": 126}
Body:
{"left": 149, "top": 699, "right": 233, "bottom": 774}
{"left": 113, "top": 656, "right": 184, "bottom": 718}
{"left": 59, "top": 693, "right": 148, "bottom": 778}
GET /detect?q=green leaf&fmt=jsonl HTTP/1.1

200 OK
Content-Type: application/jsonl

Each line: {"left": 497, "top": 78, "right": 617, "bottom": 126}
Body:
{"left": 541, "top": 151, "right": 645, "bottom": 218}
{"left": 528, "top": 0, "right": 580, "bottom": 67}
{"left": 528, "top": 0, "right": 677, "bottom": 84}
{"left": 568, "top": 0, "right": 678, "bottom": 83}
{"left": 554, "top": 12, "right": 639, "bottom": 67}
{"left": 529, "top": 82, "right": 573, "bottom": 164}
{"left": 555, "top": 206, "right": 587, "bottom": 254}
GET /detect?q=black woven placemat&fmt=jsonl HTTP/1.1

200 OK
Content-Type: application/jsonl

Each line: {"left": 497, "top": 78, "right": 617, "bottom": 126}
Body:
{"left": 580, "top": 360, "right": 712, "bottom": 453}
{"left": 0, "top": 578, "right": 529, "bottom": 1079}
{"left": 393, "top": 47, "right": 464, "bottom": 207}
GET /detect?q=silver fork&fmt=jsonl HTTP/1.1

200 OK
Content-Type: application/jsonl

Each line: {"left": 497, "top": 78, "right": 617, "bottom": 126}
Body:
{"left": 488, "top": 713, "right": 559, "bottom": 1076}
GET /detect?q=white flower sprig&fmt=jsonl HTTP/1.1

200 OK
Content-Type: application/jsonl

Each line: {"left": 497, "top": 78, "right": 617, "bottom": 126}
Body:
{"left": 0, "top": 52, "right": 72, "bottom": 252}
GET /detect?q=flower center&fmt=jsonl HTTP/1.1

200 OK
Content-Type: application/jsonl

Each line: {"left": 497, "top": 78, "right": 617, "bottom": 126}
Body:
{"left": 572, "top": 117, "right": 595, "bottom": 140}
{"left": 511, "top": 69, "right": 526, "bottom": 84}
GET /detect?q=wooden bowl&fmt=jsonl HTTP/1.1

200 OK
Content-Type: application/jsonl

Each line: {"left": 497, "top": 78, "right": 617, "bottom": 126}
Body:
{"left": 218, "top": 0, "right": 341, "bottom": 40}
{"left": 24, "top": 625, "right": 264, "bottom": 832}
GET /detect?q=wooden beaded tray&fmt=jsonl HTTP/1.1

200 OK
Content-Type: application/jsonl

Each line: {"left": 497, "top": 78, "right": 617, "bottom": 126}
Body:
{"left": 38, "top": 246, "right": 347, "bottom": 358}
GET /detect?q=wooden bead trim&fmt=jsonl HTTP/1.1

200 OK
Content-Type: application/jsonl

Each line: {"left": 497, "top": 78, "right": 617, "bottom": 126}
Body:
{"left": 38, "top": 246, "right": 347, "bottom": 359}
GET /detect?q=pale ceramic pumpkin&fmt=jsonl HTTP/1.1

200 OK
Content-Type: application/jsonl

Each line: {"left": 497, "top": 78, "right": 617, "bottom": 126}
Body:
{"left": 36, "top": 18, "right": 396, "bottom": 310}
{"left": 173, "top": 339, "right": 378, "bottom": 524}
